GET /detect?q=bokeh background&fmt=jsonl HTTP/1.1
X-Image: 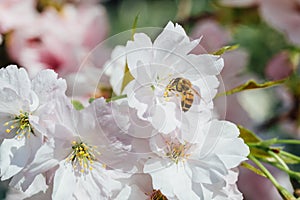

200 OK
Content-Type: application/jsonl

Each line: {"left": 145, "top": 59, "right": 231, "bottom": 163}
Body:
{"left": 0, "top": 0, "right": 300, "bottom": 199}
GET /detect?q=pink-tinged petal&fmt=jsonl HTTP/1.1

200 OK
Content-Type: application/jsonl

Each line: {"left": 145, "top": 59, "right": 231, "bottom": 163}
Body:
{"left": 0, "top": 0, "right": 37, "bottom": 33}
{"left": 265, "top": 51, "right": 293, "bottom": 80}
{"left": 191, "top": 19, "right": 231, "bottom": 53}
{"left": 220, "top": 0, "right": 258, "bottom": 7}
{"left": 221, "top": 50, "right": 249, "bottom": 85}
{"left": 52, "top": 162, "right": 76, "bottom": 200}
{"left": 259, "top": 0, "right": 300, "bottom": 46}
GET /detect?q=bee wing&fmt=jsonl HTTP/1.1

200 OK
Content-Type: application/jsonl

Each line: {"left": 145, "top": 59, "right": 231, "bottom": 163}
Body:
{"left": 191, "top": 87, "right": 201, "bottom": 97}
{"left": 192, "top": 87, "right": 210, "bottom": 106}
{"left": 190, "top": 87, "right": 202, "bottom": 105}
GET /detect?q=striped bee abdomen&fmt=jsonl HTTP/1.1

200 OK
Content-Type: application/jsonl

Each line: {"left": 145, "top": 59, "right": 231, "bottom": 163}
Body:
{"left": 181, "top": 90, "right": 194, "bottom": 112}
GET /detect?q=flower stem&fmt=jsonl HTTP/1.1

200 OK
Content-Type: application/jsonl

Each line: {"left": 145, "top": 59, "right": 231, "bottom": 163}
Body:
{"left": 268, "top": 150, "right": 290, "bottom": 170}
{"left": 280, "top": 151, "right": 300, "bottom": 163}
{"left": 275, "top": 140, "right": 300, "bottom": 145}
{"left": 106, "top": 94, "right": 127, "bottom": 102}
{"left": 249, "top": 155, "right": 296, "bottom": 200}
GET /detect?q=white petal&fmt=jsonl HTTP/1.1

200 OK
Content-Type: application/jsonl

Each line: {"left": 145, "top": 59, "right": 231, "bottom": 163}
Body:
{"left": 32, "top": 69, "right": 67, "bottom": 104}
{"left": 149, "top": 102, "right": 180, "bottom": 134}
{"left": 126, "top": 80, "right": 153, "bottom": 120}
{"left": 26, "top": 140, "right": 58, "bottom": 177}
{"left": 52, "top": 162, "right": 76, "bottom": 199}
{"left": 187, "top": 156, "right": 227, "bottom": 184}
{"left": 186, "top": 54, "right": 224, "bottom": 76}
{"left": 199, "top": 120, "right": 249, "bottom": 168}
{"left": 0, "top": 88, "right": 26, "bottom": 114}
{"left": 144, "top": 160, "right": 175, "bottom": 197}
{"left": 173, "top": 166, "right": 199, "bottom": 200}
{"left": 126, "top": 33, "right": 153, "bottom": 76}
{"left": 153, "top": 21, "right": 200, "bottom": 65}
{"left": 0, "top": 65, "right": 31, "bottom": 100}
{"left": 0, "top": 138, "right": 29, "bottom": 180}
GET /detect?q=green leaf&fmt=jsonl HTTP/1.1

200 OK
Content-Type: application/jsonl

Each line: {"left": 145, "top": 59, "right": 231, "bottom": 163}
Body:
{"left": 88, "top": 97, "right": 95, "bottom": 104}
{"left": 251, "top": 148, "right": 277, "bottom": 163}
{"left": 238, "top": 125, "right": 261, "bottom": 143}
{"left": 241, "top": 162, "right": 266, "bottom": 177}
{"left": 71, "top": 100, "right": 84, "bottom": 110}
{"left": 120, "top": 62, "right": 134, "bottom": 93}
{"left": 212, "top": 44, "right": 239, "bottom": 55}
{"left": 131, "top": 13, "right": 140, "bottom": 41}
{"left": 218, "top": 79, "right": 286, "bottom": 97}
{"left": 238, "top": 126, "right": 277, "bottom": 162}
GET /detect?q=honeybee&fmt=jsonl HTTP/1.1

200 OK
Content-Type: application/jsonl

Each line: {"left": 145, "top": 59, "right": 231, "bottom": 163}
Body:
{"left": 164, "top": 77, "right": 201, "bottom": 112}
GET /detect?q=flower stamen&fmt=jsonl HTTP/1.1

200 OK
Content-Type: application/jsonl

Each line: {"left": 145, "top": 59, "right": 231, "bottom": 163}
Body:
{"left": 66, "top": 141, "right": 100, "bottom": 174}
{"left": 3, "top": 111, "right": 34, "bottom": 139}
{"left": 149, "top": 190, "right": 168, "bottom": 200}
{"left": 165, "top": 141, "right": 190, "bottom": 164}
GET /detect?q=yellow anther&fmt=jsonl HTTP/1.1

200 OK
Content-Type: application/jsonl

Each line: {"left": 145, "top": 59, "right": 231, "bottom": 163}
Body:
{"left": 67, "top": 141, "right": 99, "bottom": 174}
{"left": 89, "top": 167, "right": 93, "bottom": 171}
{"left": 10, "top": 125, "right": 14, "bottom": 129}
{"left": 5, "top": 129, "right": 11, "bottom": 133}
{"left": 4, "top": 122, "right": 9, "bottom": 126}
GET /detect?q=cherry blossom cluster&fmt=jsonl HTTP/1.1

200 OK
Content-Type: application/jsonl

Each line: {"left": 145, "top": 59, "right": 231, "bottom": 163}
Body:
{"left": 0, "top": 22, "right": 249, "bottom": 199}
{"left": 0, "top": 0, "right": 108, "bottom": 77}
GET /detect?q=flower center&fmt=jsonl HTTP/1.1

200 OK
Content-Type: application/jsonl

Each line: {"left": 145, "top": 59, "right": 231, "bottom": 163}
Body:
{"left": 3, "top": 111, "right": 35, "bottom": 139}
{"left": 66, "top": 141, "right": 99, "bottom": 173}
{"left": 37, "top": 0, "right": 65, "bottom": 12}
{"left": 165, "top": 142, "right": 190, "bottom": 164}
{"left": 149, "top": 190, "right": 168, "bottom": 200}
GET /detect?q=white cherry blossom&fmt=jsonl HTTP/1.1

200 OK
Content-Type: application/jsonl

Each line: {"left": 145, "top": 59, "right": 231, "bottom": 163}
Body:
{"left": 143, "top": 120, "right": 249, "bottom": 199}
{"left": 122, "top": 21, "right": 223, "bottom": 134}
{"left": 0, "top": 65, "right": 66, "bottom": 191}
